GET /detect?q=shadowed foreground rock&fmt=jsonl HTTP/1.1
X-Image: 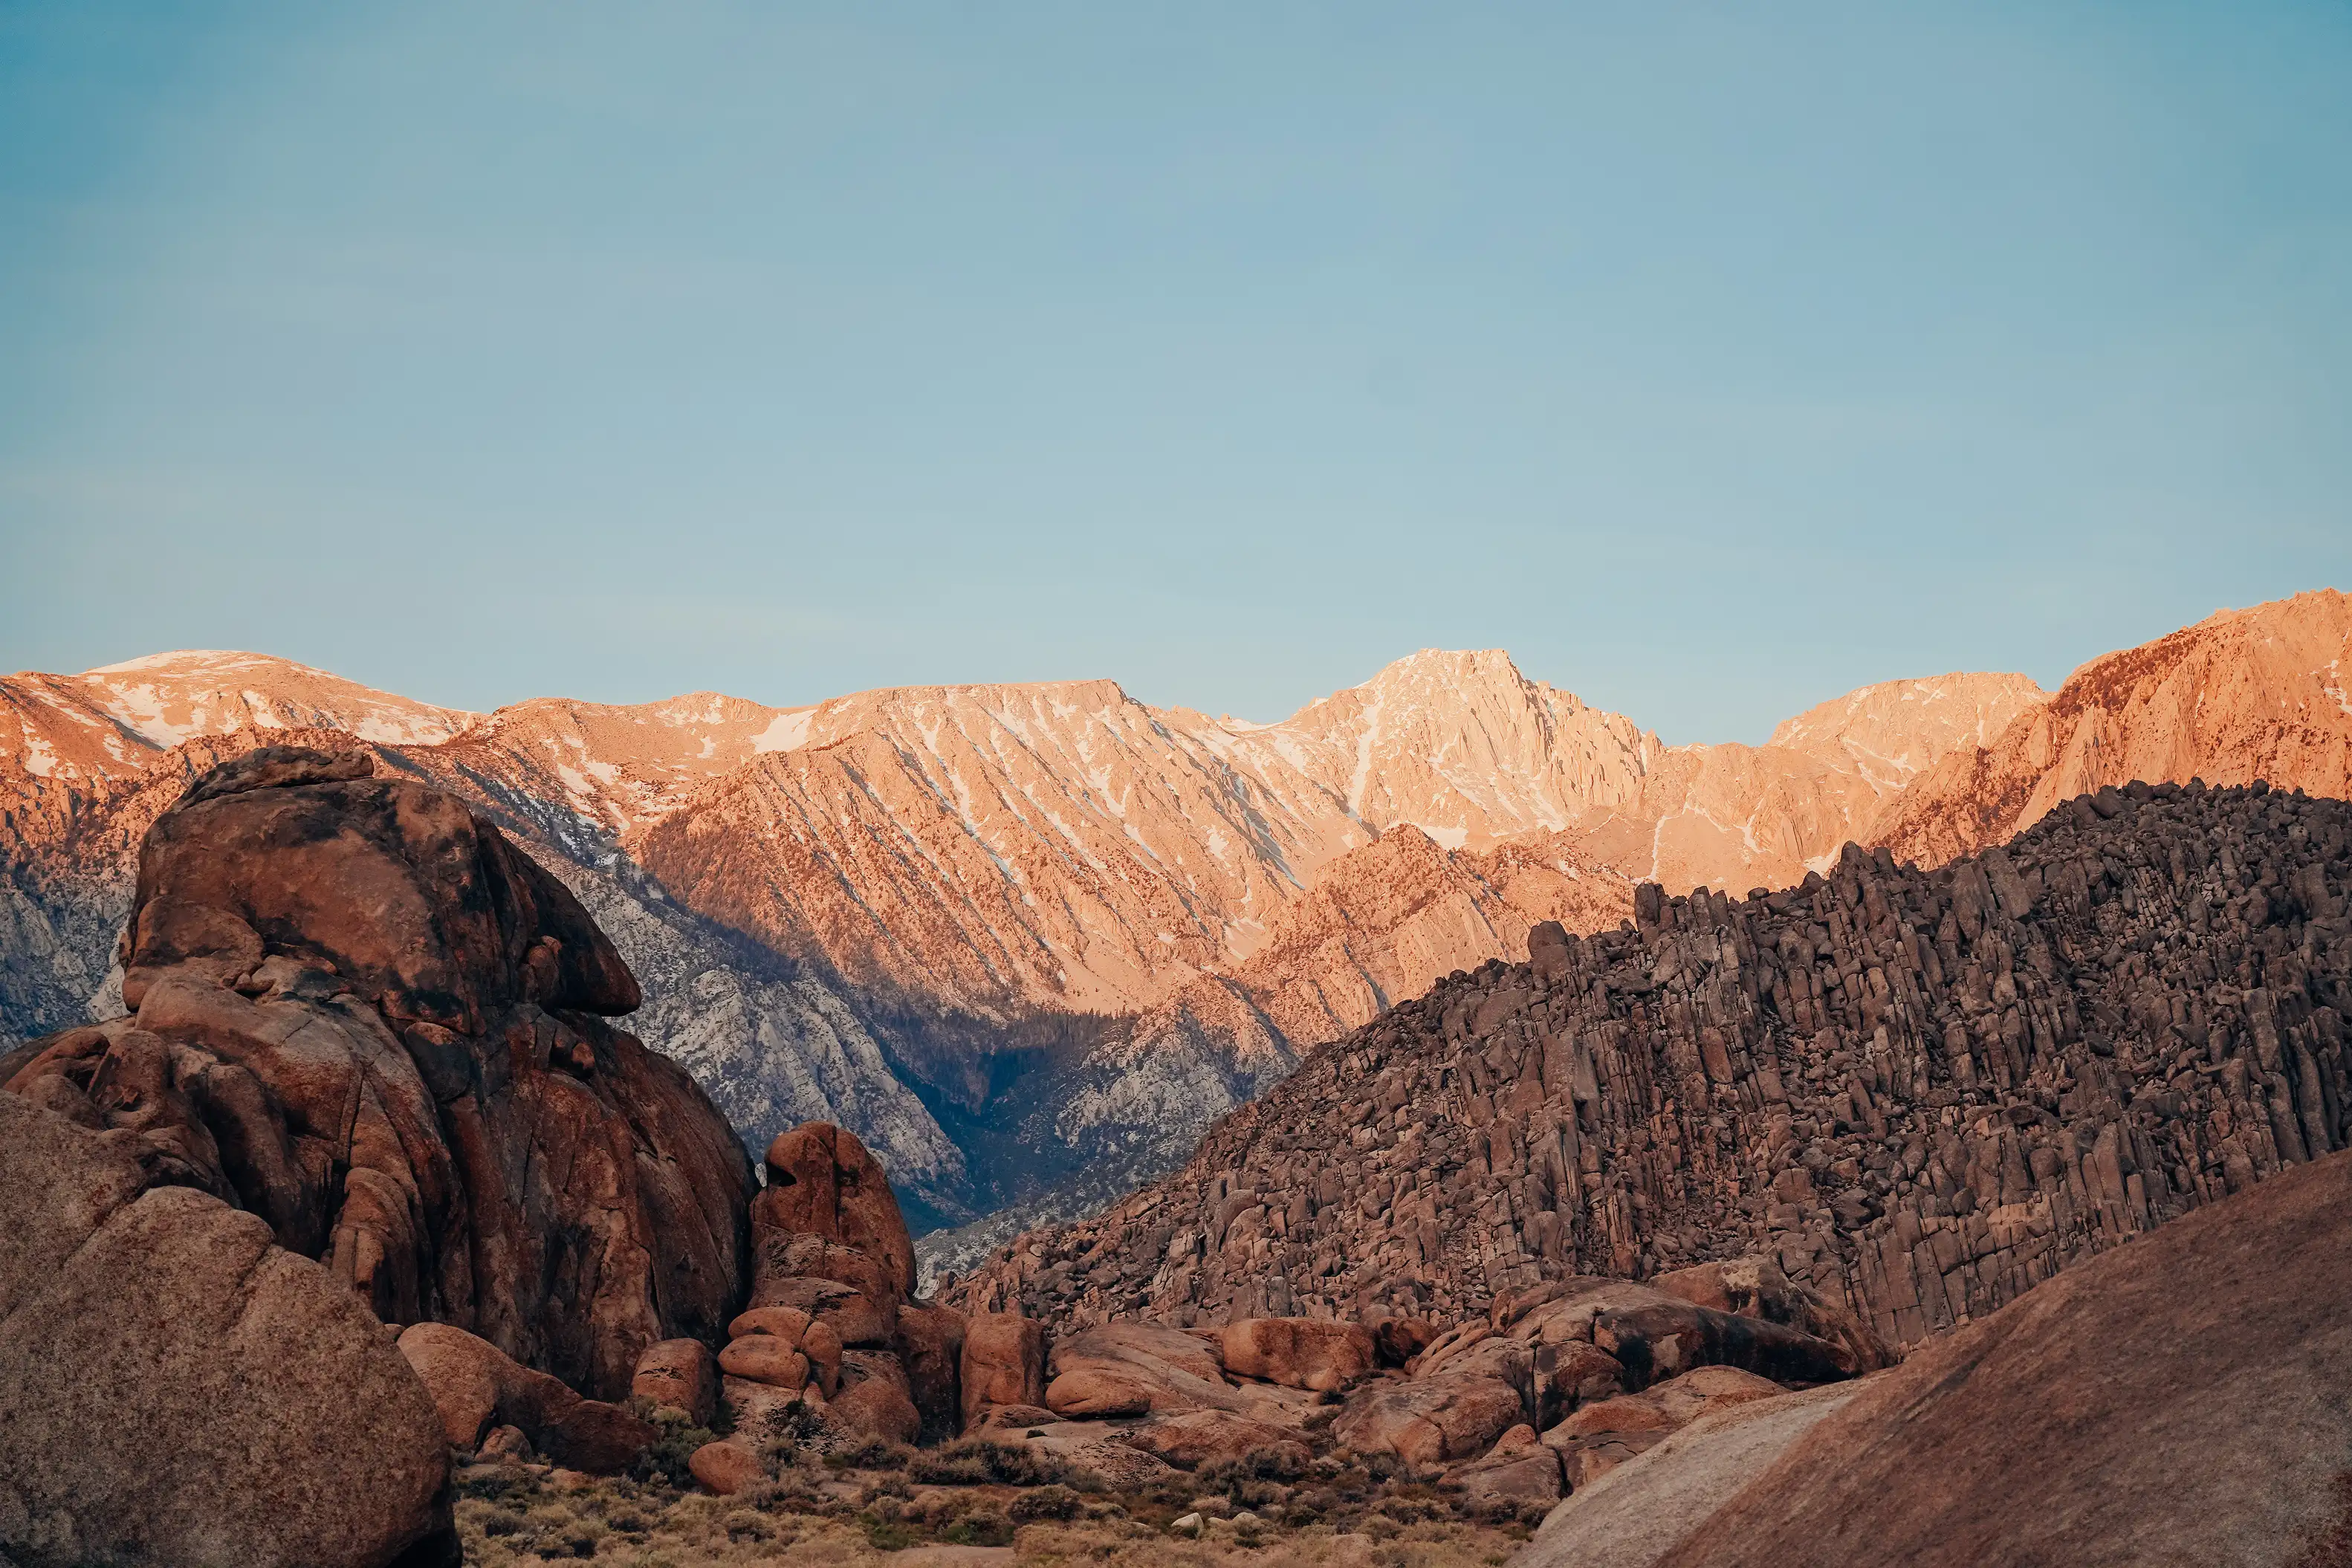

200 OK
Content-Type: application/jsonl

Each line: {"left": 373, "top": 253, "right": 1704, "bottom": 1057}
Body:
{"left": 0, "top": 747, "right": 754, "bottom": 1399}
{"left": 0, "top": 1092, "right": 456, "bottom": 1568}
{"left": 1517, "top": 1384, "right": 1858, "bottom": 1568}
{"left": 1516, "top": 1141, "right": 2352, "bottom": 1568}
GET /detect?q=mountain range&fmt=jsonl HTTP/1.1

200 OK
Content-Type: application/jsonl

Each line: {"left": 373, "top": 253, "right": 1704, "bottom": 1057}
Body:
{"left": 4, "top": 589, "right": 2348, "bottom": 1243}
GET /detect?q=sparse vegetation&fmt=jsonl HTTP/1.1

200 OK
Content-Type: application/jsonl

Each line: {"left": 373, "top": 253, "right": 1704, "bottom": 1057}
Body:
{"left": 905, "top": 1436, "right": 1098, "bottom": 1488}
{"left": 450, "top": 1437, "right": 1529, "bottom": 1566}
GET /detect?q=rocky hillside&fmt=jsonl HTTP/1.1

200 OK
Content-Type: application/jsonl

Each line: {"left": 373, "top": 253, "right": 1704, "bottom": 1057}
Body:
{"left": 945, "top": 778, "right": 2352, "bottom": 1357}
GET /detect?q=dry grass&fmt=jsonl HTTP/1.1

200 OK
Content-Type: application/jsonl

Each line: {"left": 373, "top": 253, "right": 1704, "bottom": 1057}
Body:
{"left": 452, "top": 1447, "right": 1534, "bottom": 1568}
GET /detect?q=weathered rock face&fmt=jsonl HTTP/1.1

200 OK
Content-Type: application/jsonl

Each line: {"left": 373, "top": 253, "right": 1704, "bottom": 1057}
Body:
{"left": 0, "top": 1092, "right": 456, "bottom": 1568}
{"left": 704, "top": 1118, "right": 971, "bottom": 1457}
{"left": 1520, "top": 1383, "right": 1859, "bottom": 1568}
{"left": 947, "top": 780, "right": 2352, "bottom": 1358}
{"left": 0, "top": 748, "right": 754, "bottom": 1399}
{"left": 633, "top": 1337, "right": 719, "bottom": 1426}
{"left": 1220, "top": 1317, "right": 1375, "bottom": 1392}
{"left": 961, "top": 1312, "right": 1049, "bottom": 1431}
{"left": 1582, "top": 1142, "right": 2352, "bottom": 1568}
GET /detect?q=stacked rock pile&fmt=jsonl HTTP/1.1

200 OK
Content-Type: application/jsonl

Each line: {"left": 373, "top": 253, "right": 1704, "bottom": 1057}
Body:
{"left": 687, "top": 1122, "right": 955, "bottom": 1484}
{"left": 946, "top": 781, "right": 2352, "bottom": 1352}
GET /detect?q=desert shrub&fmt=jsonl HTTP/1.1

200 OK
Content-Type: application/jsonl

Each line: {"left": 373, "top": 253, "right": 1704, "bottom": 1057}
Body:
{"left": 725, "top": 1396, "right": 822, "bottom": 1456}
{"left": 550, "top": 1517, "right": 604, "bottom": 1558}
{"left": 456, "top": 1464, "right": 539, "bottom": 1505}
{"left": 863, "top": 1513, "right": 921, "bottom": 1551}
{"left": 1200, "top": 1445, "right": 1310, "bottom": 1487}
{"left": 632, "top": 1407, "right": 724, "bottom": 1488}
{"left": 945, "top": 1509, "right": 1015, "bottom": 1546}
{"left": 1009, "top": 1485, "right": 1083, "bottom": 1523}
{"left": 828, "top": 1436, "right": 915, "bottom": 1471}
{"left": 907, "top": 1447, "right": 991, "bottom": 1485}
{"left": 1454, "top": 1494, "right": 1521, "bottom": 1526}
{"left": 1142, "top": 1475, "right": 1199, "bottom": 1509}
{"left": 722, "top": 1509, "right": 773, "bottom": 1541}
{"left": 909, "top": 1437, "right": 1094, "bottom": 1488}
{"left": 601, "top": 1503, "right": 654, "bottom": 1535}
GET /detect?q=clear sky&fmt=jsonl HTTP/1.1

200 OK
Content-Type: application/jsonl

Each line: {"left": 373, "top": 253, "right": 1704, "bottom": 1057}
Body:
{"left": 3, "top": 4, "right": 2347, "bottom": 742}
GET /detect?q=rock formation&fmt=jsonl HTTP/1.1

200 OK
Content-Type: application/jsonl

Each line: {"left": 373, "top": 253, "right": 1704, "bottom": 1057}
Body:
{"left": 690, "top": 1120, "right": 1005, "bottom": 1480}
{"left": 947, "top": 779, "right": 2352, "bottom": 1358}
{"left": 398, "top": 1322, "right": 658, "bottom": 1473}
{"left": 0, "top": 746, "right": 754, "bottom": 1399}
{"left": 0, "top": 1091, "right": 457, "bottom": 1568}
{"left": 1523, "top": 1141, "right": 2352, "bottom": 1568}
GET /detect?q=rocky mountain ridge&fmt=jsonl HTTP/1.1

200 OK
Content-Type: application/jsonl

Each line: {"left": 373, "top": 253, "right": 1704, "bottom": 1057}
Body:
{"left": 6, "top": 590, "right": 2348, "bottom": 1236}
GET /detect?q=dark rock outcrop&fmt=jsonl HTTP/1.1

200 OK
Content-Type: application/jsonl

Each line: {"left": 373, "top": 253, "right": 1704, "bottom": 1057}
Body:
{"left": 1, "top": 748, "right": 755, "bottom": 1399}
{"left": 950, "top": 782, "right": 2352, "bottom": 1353}
{"left": 0, "top": 1092, "right": 456, "bottom": 1568}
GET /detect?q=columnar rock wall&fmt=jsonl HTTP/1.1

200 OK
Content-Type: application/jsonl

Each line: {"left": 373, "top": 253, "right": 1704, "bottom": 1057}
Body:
{"left": 948, "top": 780, "right": 2352, "bottom": 1352}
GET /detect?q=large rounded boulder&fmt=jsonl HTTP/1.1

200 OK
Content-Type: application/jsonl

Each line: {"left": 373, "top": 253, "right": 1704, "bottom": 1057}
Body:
{"left": 0, "top": 1092, "right": 456, "bottom": 1568}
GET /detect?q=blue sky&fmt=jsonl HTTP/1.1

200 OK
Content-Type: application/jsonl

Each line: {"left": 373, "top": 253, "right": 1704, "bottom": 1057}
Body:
{"left": 3, "top": 3, "right": 2347, "bottom": 742}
